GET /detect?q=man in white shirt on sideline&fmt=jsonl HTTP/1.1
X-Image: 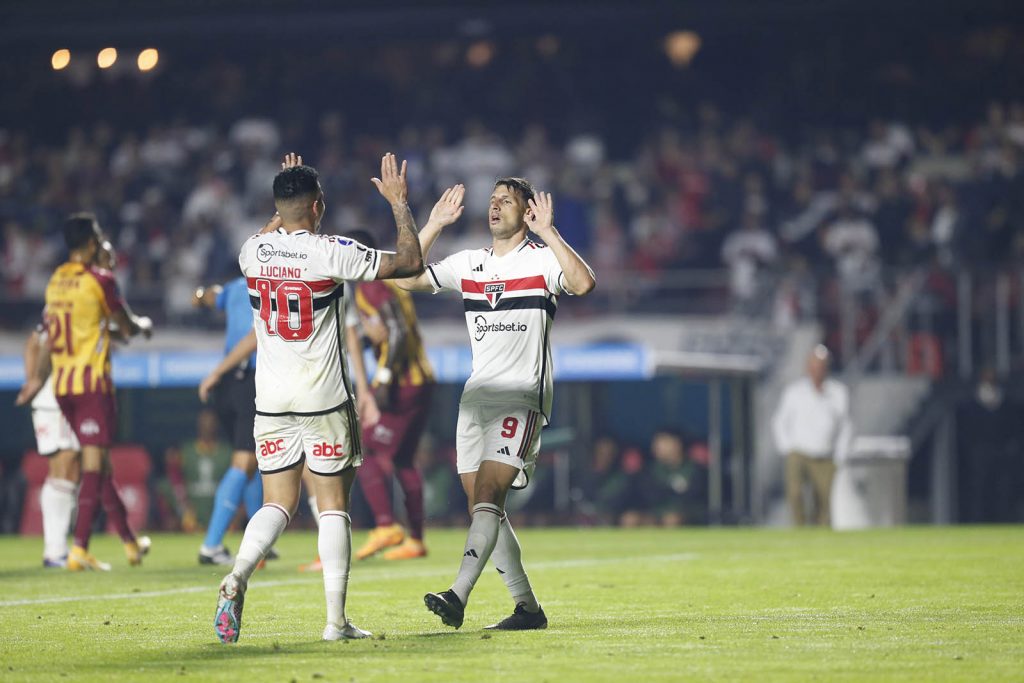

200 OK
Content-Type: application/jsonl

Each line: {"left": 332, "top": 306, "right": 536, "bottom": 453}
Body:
{"left": 771, "top": 345, "right": 853, "bottom": 526}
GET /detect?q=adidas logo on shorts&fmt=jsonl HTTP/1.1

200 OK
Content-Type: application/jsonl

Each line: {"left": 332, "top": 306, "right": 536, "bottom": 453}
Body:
{"left": 497, "top": 446, "right": 511, "bottom": 456}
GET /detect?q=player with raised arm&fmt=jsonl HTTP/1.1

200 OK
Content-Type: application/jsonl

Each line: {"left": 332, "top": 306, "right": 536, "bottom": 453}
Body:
{"left": 398, "top": 179, "right": 595, "bottom": 630}
{"left": 213, "top": 153, "right": 424, "bottom": 643}
{"left": 17, "top": 215, "right": 153, "bottom": 571}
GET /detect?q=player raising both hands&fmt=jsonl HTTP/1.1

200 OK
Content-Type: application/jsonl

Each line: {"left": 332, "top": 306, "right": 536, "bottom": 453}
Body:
{"left": 398, "top": 179, "right": 595, "bottom": 630}
{"left": 214, "top": 153, "right": 423, "bottom": 644}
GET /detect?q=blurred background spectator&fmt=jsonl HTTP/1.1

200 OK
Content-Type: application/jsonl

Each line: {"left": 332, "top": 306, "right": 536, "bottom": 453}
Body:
{"left": 155, "top": 409, "right": 232, "bottom": 532}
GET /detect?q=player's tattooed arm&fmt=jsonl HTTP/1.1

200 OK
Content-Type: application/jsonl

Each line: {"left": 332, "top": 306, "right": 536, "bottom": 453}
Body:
{"left": 525, "top": 191, "right": 596, "bottom": 296}
{"left": 371, "top": 153, "right": 424, "bottom": 279}
{"left": 396, "top": 184, "right": 465, "bottom": 292}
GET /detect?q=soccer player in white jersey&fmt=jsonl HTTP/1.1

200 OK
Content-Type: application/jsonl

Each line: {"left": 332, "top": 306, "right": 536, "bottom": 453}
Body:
{"left": 214, "top": 152, "right": 424, "bottom": 643}
{"left": 23, "top": 325, "right": 80, "bottom": 568}
{"left": 398, "top": 178, "right": 596, "bottom": 630}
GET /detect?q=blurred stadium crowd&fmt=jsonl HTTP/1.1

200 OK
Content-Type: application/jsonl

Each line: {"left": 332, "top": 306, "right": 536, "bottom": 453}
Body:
{"left": 2, "top": 24, "right": 1024, "bottom": 337}
{"left": 2, "top": 8, "right": 1023, "bottom": 531}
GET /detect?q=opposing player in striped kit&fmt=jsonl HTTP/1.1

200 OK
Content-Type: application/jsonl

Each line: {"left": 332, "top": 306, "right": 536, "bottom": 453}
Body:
{"left": 214, "top": 153, "right": 424, "bottom": 643}
{"left": 19, "top": 216, "right": 153, "bottom": 571}
{"left": 18, "top": 238, "right": 120, "bottom": 569}
{"left": 398, "top": 179, "right": 595, "bottom": 630}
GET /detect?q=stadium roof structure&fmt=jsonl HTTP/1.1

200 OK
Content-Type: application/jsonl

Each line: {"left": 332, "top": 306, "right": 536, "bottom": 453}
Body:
{"left": 2, "top": 0, "right": 1020, "bottom": 47}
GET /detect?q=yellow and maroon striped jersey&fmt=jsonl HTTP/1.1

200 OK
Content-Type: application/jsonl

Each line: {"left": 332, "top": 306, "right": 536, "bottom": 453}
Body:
{"left": 43, "top": 262, "right": 125, "bottom": 396}
{"left": 354, "top": 280, "right": 434, "bottom": 387}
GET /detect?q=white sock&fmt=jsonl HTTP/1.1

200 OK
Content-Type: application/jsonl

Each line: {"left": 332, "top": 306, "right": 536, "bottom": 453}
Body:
{"left": 450, "top": 502, "right": 502, "bottom": 605}
{"left": 491, "top": 514, "right": 540, "bottom": 612}
{"left": 308, "top": 496, "right": 320, "bottom": 525}
{"left": 232, "top": 504, "right": 289, "bottom": 581}
{"left": 318, "top": 511, "right": 352, "bottom": 627}
{"left": 41, "top": 478, "right": 77, "bottom": 561}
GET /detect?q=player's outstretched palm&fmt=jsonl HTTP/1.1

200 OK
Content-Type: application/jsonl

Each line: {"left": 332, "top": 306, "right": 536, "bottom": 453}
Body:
{"left": 281, "top": 153, "right": 303, "bottom": 169}
{"left": 371, "top": 153, "right": 408, "bottom": 206}
{"left": 525, "top": 191, "right": 554, "bottom": 238}
{"left": 428, "top": 185, "right": 465, "bottom": 228}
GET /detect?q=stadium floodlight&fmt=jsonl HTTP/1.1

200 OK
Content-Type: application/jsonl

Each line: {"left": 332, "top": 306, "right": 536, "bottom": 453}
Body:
{"left": 51, "top": 49, "right": 71, "bottom": 70}
{"left": 664, "top": 30, "right": 701, "bottom": 67}
{"left": 466, "top": 40, "right": 495, "bottom": 69}
{"left": 536, "top": 35, "right": 559, "bottom": 58}
{"left": 97, "top": 47, "right": 118, "bottom": 69}
{"left": 137, "top": 48, "right": 159, "bottom": 72}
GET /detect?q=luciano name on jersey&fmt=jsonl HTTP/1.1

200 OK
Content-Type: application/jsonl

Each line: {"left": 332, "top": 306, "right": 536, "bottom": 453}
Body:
{"left": 239, "top": 228, "right": 381, "bottom": 416}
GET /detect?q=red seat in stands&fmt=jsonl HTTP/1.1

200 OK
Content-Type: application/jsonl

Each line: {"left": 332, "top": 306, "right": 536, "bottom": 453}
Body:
{"left": 107, "top": 445, "right": 151, "bottom": 533}
{"left": 18, "top": 451, "right": 49, "bottom": 535}
{"left": 19, "top": 444, "right": 152, "bottom": 536}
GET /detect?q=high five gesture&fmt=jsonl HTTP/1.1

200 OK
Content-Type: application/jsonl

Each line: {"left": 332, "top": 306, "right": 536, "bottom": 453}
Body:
{"left": 428, "top": 184, "right": 466, "bottom": 229}
{"left": 372, "top": 153, "right": 424, "bottom": 280}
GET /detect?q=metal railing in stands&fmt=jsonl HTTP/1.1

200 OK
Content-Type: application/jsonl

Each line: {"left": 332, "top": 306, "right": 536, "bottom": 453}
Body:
{"left": 837, "top": 266, "right": 1024, "bottom": 380}
{"left": 4, "top": 267, "right": 1023, "bottom": 380}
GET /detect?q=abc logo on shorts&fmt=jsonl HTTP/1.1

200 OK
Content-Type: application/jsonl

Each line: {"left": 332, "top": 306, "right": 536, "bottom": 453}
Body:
{"left": 312, "top": 443, "right": 345, "bottom": 458}
{"left": 259, "top": 439, "right": 285, "bottom": 457}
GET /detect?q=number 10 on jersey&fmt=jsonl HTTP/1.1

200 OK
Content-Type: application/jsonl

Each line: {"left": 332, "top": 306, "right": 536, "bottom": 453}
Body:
{"left": 255, "top": 279, "right": 315, "bottom": 341}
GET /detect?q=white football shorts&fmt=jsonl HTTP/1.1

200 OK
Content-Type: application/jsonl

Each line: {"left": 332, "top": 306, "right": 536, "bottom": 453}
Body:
{"left": 32, "top": 407, "right": 80, "bottom": 456}
{"left": 254, "top": 402, "right": 362, "bottom": 475}
{"left": 456, "top": 403, "right": 542, "bottom": 490}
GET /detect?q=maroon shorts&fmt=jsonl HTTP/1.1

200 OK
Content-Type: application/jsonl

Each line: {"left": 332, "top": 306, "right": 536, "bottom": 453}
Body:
{"left": 56, "top": 391, "right": 117, "bottom": 448}
{"left": 362, "top": 384, "right": 433, "bottom": 467}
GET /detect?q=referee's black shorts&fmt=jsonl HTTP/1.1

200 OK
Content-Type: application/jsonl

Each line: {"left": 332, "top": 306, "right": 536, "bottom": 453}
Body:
{"left": 212, "top": 367, "right": 257, "bottom": 453}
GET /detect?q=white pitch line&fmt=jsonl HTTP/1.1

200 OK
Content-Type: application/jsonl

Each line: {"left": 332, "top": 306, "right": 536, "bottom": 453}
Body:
{"left": 0, "top": 552, "right": 697, "bottom": 608}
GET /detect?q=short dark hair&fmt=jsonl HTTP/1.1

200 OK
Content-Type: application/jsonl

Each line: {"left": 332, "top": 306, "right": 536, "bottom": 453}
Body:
{"left": 494, "top": 177, "right": 535, "bottom": 205}
{"left": 273, "top": 165, "right": 321, "bottom": 202}
{"left": 63, "top": 213, "right": 100, "bottom": 251}
{"left": 345, "top": 229, "right": 377, "bottom": 250}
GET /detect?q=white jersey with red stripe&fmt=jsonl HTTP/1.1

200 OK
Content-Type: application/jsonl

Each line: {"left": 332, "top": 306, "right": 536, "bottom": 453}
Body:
{"left": 427, "top": 237, "right": 566, "bottom": 424}
{"left": 239, "top": 228, "right": 382, "bottom": 415}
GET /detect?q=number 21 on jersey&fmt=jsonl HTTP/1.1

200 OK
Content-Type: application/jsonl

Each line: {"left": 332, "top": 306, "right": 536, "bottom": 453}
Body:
{"left": 255, "top": 279, "right": 314, "bottom": 341}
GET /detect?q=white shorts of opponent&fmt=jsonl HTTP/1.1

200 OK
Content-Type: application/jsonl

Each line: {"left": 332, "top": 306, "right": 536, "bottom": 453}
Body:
{"left": 456, "top": 404, "right": 542, "bottom": 490}
{"left": 254, "top": 402, "right": 362, "bottom": 476}
{"left": 32, "top": 407, "right": 80, "bottom": 456}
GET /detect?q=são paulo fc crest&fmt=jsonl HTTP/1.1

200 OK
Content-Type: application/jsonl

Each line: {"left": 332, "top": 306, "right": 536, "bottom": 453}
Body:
{"left": 484, "top": 282, "right": 505, "bottom": 306}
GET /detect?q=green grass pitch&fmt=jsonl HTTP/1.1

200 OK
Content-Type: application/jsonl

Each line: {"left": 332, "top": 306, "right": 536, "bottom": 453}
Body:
{"left": 0, "top": 526, "right": 1021, "bottom": 682}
